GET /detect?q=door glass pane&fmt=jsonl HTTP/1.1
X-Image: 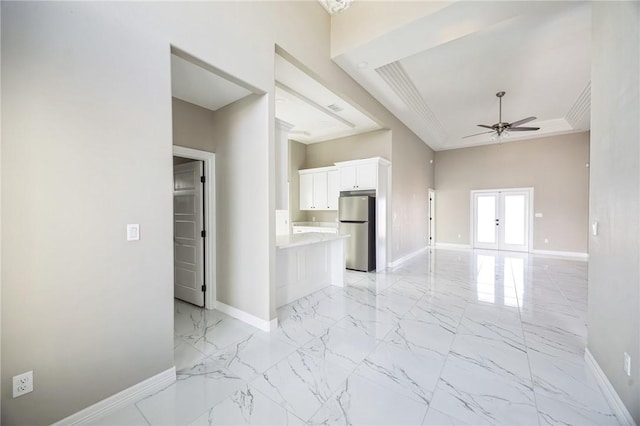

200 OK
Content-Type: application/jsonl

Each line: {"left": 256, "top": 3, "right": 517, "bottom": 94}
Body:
{"left": 504, "top": 194, "right": 525, "bottom": 245}
{"left": 477, "top": 195, "right": 496, "bottom": 243}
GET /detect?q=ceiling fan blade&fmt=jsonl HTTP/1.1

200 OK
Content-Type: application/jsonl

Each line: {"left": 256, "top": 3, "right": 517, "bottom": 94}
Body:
{"left": 508, "top": 126, "right": 540, "bottom": 131}
{"left": 477, "top": 124, "right": 495, "bottom": 130}
{"left": 509, "top": 116, "right": 537, "bottom": 127}
{"left": 463, "top": 130, "right": 494, "bottom": 139}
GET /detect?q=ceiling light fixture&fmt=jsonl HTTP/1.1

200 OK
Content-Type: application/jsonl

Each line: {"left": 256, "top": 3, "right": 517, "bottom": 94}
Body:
{"left": 325, "top": 0, "right": 353, "bottom": 14}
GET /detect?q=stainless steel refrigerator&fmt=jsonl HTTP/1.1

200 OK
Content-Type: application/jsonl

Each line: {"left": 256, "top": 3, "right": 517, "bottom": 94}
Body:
{"left": 339, "top": 195, "right": 376, "bottom": 272}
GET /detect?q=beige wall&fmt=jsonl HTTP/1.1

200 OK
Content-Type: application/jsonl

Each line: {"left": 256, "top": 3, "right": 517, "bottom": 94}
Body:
{"left": 588, "top": 3, "right": 640, "bottom": 422}
{"left": 212, "top": 94, "right": 272, "bottom": 321}
{"left": 304, "top": 129, "right": 392, "bottom": 168}
{"left": 172, "top": 98, "right": 216, "bottom": 152}
{"left": 434, "top": 132, "right": 590, "bottom": 253}
{"left": 2, "top": 3, "right": 174, "bottom": 424}
{"left": 391, "top": 128, "right": 434, "bottom": 260}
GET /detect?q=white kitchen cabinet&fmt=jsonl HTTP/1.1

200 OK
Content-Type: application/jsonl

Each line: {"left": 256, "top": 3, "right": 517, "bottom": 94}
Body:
{"left": 299, "top": 173, "right": 314, "bottom": 210}
{"left": 339, "top": 166, "right": 356, "bottom": 190}
{"left": 312, "top": 172, "right": 328, "bottom": 209}
{"left": 327, "top": 170, "right": 340, "bottom": 210}
{"left": 338, "top": 162, "right": 378, "bottom": 190}
{"left": 298, "top": 166, "right": 339, "bottom": 211}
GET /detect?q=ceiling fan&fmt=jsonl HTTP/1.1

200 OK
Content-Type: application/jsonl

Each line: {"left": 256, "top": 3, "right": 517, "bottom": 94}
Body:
{"left": 464, "top": 91, "right": 540, "bottom": 139}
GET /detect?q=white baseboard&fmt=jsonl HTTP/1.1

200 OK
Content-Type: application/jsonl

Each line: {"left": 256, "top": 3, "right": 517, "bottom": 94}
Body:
{"left": 216, "top": 301, "right": 277, "bottom": 332}
{"left": 434, "top": 243, "right": 472, "bottom": 250}
{"left": 584, "top": 348, "right": 636, "bottom": 426}
{"left": 531, "top": 249, "right": 589, "bottom": 260}
{"left": 388, "top": 246, "right": 428, "bottom": 268}
{"left": 54, "top": 367, "right": 176, "bottom": 425}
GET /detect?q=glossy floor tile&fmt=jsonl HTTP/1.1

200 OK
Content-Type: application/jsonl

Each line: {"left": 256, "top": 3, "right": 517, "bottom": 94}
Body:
{"left": 95, "top": 248, "right": 621, "bottom": 425}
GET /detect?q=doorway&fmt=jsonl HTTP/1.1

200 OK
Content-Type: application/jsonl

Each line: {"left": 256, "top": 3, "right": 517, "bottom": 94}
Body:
{"left": 428, "top": 189, "right": 435, "bottom": 246}
{"left": 471, "top": 188, "right": 532, "bottom": 252}
{"left": 173, "top": 157, "right": 205, "bottom": 307}
{"left": 173, "top": 146, "right": 216, "bottom": 309}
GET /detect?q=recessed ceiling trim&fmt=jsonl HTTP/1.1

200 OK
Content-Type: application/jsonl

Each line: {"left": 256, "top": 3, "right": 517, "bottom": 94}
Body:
{"left": 289, "top": 130, "right": 312, "bottom": 136}
{"left": 565, "top": 82, "right": 591, "bottom": 128}
{"left": 275, "top": 81, "right": 356, "bottom": 129}
{"left": 375, "top": 61, "right": 448, "bottom": 145}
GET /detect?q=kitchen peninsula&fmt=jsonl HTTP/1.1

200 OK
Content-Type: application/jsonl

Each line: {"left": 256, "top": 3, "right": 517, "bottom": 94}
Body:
{"left": 275, "top": 232, "right": 349, "bottom": 307}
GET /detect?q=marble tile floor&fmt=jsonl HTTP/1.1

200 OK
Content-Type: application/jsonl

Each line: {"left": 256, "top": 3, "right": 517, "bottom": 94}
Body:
{"left": 90, "top": 248, "right": 621, "bottom": 426}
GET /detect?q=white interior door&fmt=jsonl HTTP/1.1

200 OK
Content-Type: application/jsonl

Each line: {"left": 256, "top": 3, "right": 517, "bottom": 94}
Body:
{"left": 473, "top": 189, "right": 531, "bottom": 252}
{"left": 428, "top": 189, "right": 435, "bottom": 246}
{"left": 174, "top": 161, "right": 205, "bottom": 306}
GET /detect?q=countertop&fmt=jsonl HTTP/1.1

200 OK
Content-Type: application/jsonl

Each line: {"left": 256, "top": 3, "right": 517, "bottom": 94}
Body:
{"left": 292, "top": 222, "right": 338, "bottom": 229}
{"left": 276, "top": 232, "right": 349, "bottom": 249}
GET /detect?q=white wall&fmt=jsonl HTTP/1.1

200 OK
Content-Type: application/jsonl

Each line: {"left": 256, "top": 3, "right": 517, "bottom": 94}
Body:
{"left": 588, "top": 3, "right": 640, "bottom": 423}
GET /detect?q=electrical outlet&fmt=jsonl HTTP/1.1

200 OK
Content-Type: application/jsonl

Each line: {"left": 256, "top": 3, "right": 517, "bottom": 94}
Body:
{"left": 544, "top": 238, "right": 549, "bottom": 244}
{"left": 13, "top": 371, "right": 33, "bottom": 398}
{"left": 624, "top": 353, "right": 631, "bottom": 377}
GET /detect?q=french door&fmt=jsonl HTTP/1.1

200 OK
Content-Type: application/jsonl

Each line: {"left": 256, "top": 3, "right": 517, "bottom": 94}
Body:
{"left": 472, "top": 189, "right": 532, "bottom": 252}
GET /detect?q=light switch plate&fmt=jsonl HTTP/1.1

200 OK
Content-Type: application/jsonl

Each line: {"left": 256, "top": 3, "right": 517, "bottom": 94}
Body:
{"left": 127, "top": 224, "right": 140, "bottom": 241}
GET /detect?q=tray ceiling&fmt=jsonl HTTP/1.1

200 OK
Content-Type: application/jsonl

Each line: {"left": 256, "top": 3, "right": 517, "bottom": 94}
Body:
{"left": 333, "top": 1, "right": 592, "bottom": 150}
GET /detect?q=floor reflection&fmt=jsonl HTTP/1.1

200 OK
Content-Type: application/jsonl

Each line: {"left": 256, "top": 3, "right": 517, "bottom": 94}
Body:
{"left": 474, "top": 252, "right": 526, "bottom": 308}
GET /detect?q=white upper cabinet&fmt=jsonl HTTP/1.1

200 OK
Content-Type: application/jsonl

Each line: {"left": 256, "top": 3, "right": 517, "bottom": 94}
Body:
{"left": 298, "top": 166, "right": 339, "bottom": 211}
{"left": 312, "top": 172, "right": 328, "bottom": 209}
{"left": 299, "top": 173, "right": 314, "bottom": 210}
{"left": 355, "top": 162, "right": 377, "bottom": 189}
{"left": 339, "top": 166, "right": 357, "bottom": 190}
{"left": 327, "top": 170, "right": 339, "bottom": 210}
{"left": 336, "top": 158, "right": 386, "bottom": 191}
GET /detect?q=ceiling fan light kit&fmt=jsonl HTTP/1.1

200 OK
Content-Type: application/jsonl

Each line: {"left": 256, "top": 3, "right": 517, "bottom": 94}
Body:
{"left": 463, "top": 91, "right": 540, "bottom": 140}
{"left": 325, "top": 0, "right": 353, "bottom": 14}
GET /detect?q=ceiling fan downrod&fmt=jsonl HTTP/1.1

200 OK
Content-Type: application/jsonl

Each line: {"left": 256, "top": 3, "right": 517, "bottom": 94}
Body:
{"left": 497, "top": 91, "right": 505, "bottom": 135}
